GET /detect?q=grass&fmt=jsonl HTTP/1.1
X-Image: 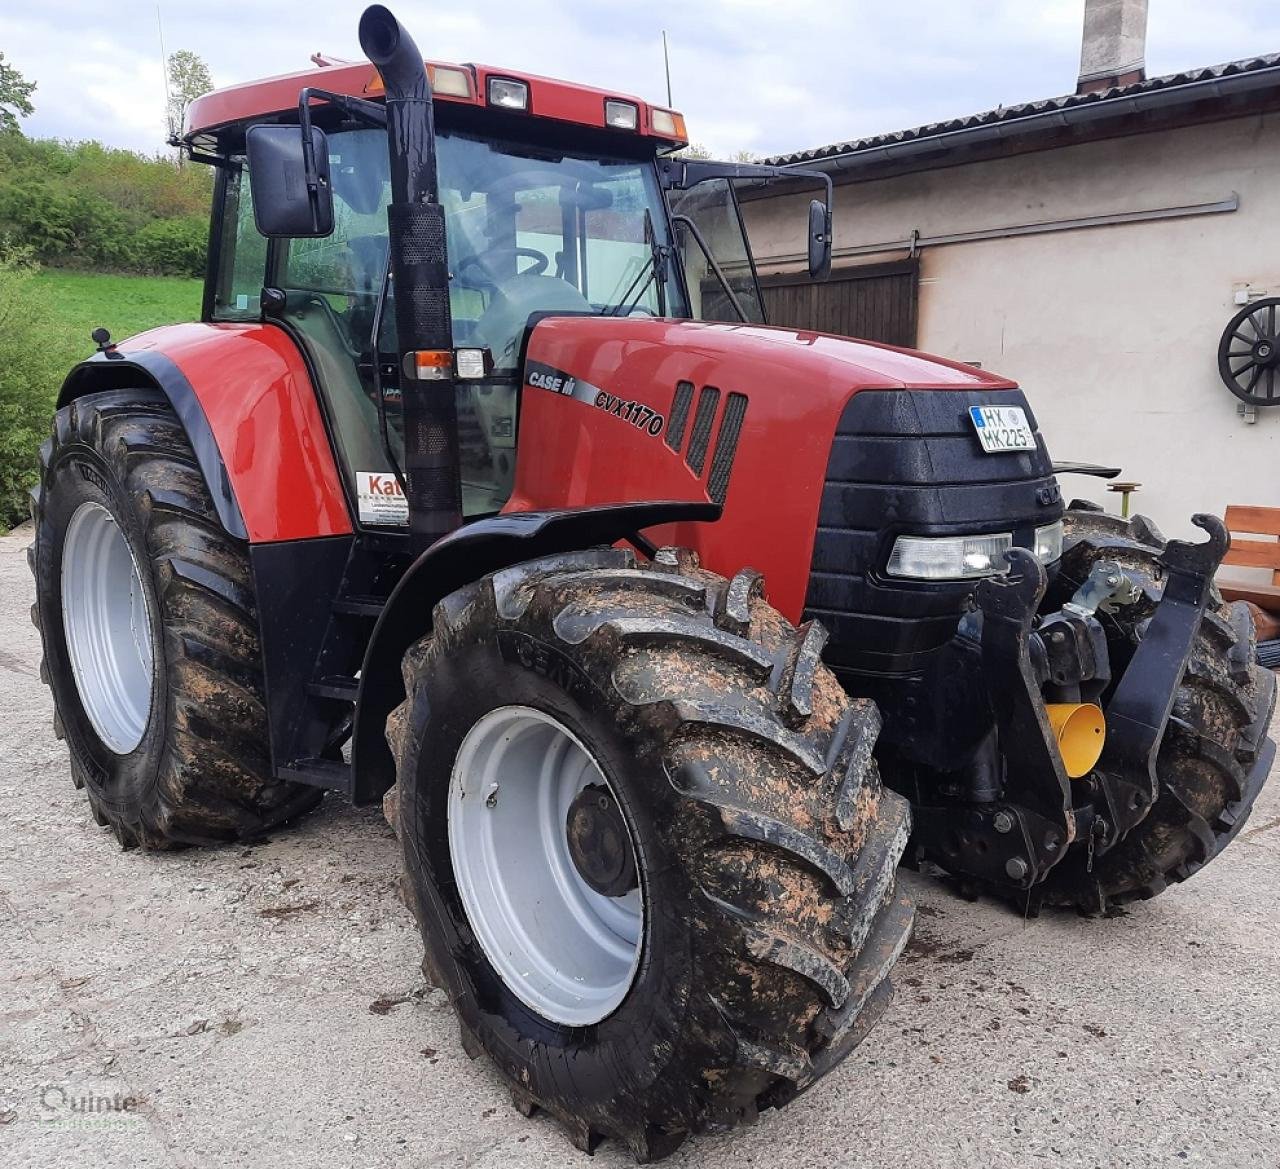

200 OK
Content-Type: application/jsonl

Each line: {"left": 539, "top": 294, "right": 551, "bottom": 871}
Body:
{"left": 36, "top": 270, "right": 203, "bottom": 372}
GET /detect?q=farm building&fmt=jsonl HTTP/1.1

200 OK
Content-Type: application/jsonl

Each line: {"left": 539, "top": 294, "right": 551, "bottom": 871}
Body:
{"left": 740, "top": 0, "right": 1280, "bottom": 542}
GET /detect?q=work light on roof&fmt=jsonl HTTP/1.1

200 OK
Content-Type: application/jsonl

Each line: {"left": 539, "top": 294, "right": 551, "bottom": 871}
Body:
{"left": 429, "top": 65, "right": 472, "bottom": 98}
{"left": 604, "top": 99, "right": 639, "bottom": 130}
{"left": 487, "top": 77, "right": 529, "bottom": 111}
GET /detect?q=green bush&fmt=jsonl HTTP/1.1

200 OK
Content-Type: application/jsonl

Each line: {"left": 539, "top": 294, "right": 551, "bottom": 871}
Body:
{"left": 0, "top": 244, "right": 65, "bottom": 532}
{"left": 135, "top": 215, "right": 209, "bottom": 276}
{"left": 0, "top": 135, "right": 212, "bottom": 276}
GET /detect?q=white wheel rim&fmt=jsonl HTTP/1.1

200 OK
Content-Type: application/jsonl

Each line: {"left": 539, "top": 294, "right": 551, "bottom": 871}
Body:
{"left": 448, "top": 705, "right": 644, "bottom": 1026}
{"left": 60, "top": 502, "right": 155, "bottom": 754}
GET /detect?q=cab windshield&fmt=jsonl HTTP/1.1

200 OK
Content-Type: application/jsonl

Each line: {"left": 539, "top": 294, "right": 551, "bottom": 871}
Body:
{"left": 223, "top": 126, "right": 684, "bottom": 521}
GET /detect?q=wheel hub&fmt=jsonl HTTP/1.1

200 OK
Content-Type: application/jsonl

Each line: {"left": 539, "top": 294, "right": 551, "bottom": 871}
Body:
{"left": 447, "top": 705, "right": 644, "bottom": 1026}
{"left": 566, "top": 785, "right": 638, "bottom": 897}
{"left": 1254, "top": 337, "right": 1277, "bottom": 365}
{"left": 60, "top": 501, "right": 154, "bottom": 754}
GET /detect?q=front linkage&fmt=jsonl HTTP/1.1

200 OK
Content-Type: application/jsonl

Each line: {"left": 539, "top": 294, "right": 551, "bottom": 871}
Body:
{"left": 912, "top": 514, "right": 1235, "bottom": 897}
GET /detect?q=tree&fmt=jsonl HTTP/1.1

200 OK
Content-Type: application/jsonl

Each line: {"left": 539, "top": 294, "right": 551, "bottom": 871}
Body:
{"left": 0, "top": 52, "right": 36, "bottom": 134}
{"left": 166, "top": 50, "right": 213, "bottom": 144}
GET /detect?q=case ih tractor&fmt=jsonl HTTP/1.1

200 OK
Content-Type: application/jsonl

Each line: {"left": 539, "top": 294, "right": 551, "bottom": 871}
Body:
{"left": 28, "top": 5, "right": 1276, "bottom": 1159}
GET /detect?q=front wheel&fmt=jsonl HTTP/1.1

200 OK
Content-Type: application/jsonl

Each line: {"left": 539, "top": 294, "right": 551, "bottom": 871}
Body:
{"left": 1037, "top": 509, "right": 1275, "bottom": 912}
{"left": 388, "top": 547, "right": 913, "bottom": 1160}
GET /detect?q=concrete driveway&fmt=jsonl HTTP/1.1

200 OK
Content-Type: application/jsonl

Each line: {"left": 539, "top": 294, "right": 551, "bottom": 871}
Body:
{"left": 2, "top": 522, "right": 1278, "bottom": 1169}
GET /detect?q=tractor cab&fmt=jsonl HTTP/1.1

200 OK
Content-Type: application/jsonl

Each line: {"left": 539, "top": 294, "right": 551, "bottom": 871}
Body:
{"left": 188, "top": 56, "right": 829, "bottom": 527}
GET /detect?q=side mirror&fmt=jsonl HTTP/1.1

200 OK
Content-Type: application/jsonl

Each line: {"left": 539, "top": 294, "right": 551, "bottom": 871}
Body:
{"left": 245, "top": 124, "right": 334, "bottom": 238}
{"left": 808, "top": 198, "right": 832, "bottom": 281}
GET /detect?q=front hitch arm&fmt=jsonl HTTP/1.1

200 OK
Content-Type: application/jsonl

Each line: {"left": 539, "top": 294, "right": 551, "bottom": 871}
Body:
{"left": 1093, "top": 514, "right": 1230, "bottom": 836}
{"left": 973, "top": 549, "right": 1077, "bottom": 854}
{"left": 911, "top": 549, "right": 1077, "bottom": 893}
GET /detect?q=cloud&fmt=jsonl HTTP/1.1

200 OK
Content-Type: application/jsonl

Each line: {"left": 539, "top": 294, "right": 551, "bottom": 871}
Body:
{"left": 3, "top": 0, "right": 1279, "bottom": 158}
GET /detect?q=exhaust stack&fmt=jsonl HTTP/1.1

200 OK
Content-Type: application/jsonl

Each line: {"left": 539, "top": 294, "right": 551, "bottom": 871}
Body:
{"left": 358, "top": 5, "right": 461, "bottom": 551}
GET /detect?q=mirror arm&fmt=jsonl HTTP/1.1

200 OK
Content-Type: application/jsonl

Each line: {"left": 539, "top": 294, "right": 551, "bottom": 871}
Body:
{"left": 661, "top": 158, "right": 834, "bottom": 280}
{"left": 296, "top": 88, "right": 389, "bottom": 235}
{"left": 670, "top": 213, "right": 751, "bottom": 324}
{"left": 660, "top": 159, "right": 832, "bottom": 208}
{"left": 296, "top": 87, "right": 388, "bottom": 129}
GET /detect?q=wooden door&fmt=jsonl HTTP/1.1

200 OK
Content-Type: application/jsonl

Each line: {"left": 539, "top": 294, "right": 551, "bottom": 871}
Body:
{"left": 757, "top": 259, "right": 919, "bottom": 346}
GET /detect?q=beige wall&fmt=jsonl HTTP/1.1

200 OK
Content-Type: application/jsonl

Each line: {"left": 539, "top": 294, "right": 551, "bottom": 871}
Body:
{"left": 741, "top": 113, "right": 1280, "bottom": 541}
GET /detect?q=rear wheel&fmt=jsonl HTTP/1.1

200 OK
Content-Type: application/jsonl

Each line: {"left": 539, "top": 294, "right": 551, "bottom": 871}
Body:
{"left": 29, "top": 389, "right": 322, "bottom": 847}
{"left": 1037, "top": 509, "right": 1275, "bottom": 912}
{"left": 389, "top": 547, "right": 913, "bottom": 1160}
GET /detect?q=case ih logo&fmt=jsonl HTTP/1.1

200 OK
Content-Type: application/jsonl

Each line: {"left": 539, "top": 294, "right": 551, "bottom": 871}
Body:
{"left": 525, "top": 360, "right": 666, "bottom": 439}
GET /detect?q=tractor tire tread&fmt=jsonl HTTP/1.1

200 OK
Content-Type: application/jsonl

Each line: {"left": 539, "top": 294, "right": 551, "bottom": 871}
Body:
{"left": 29, "top": 390, "right": 322, "bottom": 848}
{"left": 391, "top": 545, "right": 912, "bottom": 1157}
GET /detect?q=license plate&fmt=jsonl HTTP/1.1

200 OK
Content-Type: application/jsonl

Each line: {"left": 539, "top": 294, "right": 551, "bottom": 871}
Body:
{"left": 968, "top": 404, "right": 1036, "bottom": 453}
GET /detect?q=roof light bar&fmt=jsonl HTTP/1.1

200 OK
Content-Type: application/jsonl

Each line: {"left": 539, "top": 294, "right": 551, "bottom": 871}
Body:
{"left": 604, "top": 99, "right": 639, "bottom": 130}
{"left": 487, "top": 76, "right": 529, "bottom": 111}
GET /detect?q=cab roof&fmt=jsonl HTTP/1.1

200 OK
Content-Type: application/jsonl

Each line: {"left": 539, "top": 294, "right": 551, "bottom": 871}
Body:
{"left": 184, "top": 58, "right": 688, "bottom": 150}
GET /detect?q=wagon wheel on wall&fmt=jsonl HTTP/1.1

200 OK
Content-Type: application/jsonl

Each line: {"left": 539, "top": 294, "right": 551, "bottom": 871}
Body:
{"left": 1218, "top": 297, "right": 1280, "bottom": 406}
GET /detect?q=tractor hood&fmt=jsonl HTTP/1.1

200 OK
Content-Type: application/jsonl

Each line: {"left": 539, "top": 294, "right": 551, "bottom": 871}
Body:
{"left": 508, "top": 315, "right": 1037, "bottom": 619}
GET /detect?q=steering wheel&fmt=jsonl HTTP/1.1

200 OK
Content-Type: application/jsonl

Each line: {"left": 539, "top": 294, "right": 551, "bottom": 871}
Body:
{"left": 457, "top": 246, "right": 550, "bottom": 287}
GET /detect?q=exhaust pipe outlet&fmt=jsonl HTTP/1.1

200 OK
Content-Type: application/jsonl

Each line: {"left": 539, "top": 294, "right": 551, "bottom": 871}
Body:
{"left": 359, "top": 5, "right": 429, "bottom": 105}
{"left": 359, "top": 5, "right": 461, "bottom": 551}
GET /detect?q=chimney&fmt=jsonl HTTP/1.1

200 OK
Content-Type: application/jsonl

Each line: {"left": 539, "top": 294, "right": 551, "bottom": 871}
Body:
{"left": 1077, "top": 0, "right": 1149, "bottom": 94}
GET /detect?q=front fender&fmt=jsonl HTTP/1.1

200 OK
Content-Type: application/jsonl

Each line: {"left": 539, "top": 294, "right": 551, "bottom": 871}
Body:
{"left": 60, "top": 323, "right": 351, "bottom": 544}
{"left": 350, "top": 500, "right": 720, "bottom": 803}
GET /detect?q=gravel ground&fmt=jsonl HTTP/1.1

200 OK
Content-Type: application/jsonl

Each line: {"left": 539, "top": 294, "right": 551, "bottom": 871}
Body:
{"left": 2, "top": 521, "right": 1278, "bottom": 1169}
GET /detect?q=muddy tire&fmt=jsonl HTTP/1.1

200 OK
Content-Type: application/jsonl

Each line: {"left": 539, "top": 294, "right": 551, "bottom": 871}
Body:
{"left": 28, "top": 389, "right": 322, "bottom": 847}
{"left": 1036, "top": 507, "right": 1276, "bottom": 913}
{"left": 389, "top": 547, "right": 912, "bottom": 1160}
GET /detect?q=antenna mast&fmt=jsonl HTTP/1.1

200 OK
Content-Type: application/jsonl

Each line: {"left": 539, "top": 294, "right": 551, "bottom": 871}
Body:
{"left": 662, "top": 30, "right": 672, "bottom": 106}
{"left": 157, "top": 5, "right": 173, "bottom": 142}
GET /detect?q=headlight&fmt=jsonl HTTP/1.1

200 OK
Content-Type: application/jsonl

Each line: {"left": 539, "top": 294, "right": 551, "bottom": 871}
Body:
{"left": 1034, "top": 520, "right": 1064, "bottom": 565}
{"left": 604, "top": 99, "right": 639, "bottom": 130}
{"left": 487, "top": 77, "right": 529, "bottom": 111}
{"left": 886, "top": 532, "right": 1013, "bottom": 580}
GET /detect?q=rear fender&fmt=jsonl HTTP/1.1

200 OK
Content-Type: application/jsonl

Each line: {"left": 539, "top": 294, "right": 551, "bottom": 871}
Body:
{"left": 350, "top": 500, "right": 720, "bottom": 804}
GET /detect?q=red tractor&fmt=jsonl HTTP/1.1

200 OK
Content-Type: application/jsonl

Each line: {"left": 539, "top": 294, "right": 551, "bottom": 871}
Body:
{"left": 29, "top": 6, "right": 1275, "bottom": 1159}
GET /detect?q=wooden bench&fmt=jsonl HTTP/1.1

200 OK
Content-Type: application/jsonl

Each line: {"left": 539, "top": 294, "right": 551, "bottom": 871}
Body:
{"left": 1218, "top": 505, "right": 1280, "bottom": 612}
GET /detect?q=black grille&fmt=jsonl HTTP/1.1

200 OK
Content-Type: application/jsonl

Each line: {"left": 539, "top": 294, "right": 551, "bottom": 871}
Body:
{"left": 806, "top": 388, "right": 1062, "bottom": 675}
{"left": 707, "top": 393, "right": 748, "bottom": 504}
{"left": 666, "top": 381, "right": 694, "bottom": 451}
{"left": 686, "top": 387, "right": 720, "bottom": 475}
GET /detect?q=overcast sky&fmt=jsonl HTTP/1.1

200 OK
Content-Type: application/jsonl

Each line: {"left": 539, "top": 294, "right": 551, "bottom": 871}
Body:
{"left": 4, "top": 0, "right": 1280, "bottom": 158}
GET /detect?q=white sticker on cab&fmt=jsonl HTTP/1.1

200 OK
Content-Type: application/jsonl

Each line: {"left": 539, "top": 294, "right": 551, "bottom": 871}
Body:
{"left": 356, "top": 471, "right": 409, "bottom": 526}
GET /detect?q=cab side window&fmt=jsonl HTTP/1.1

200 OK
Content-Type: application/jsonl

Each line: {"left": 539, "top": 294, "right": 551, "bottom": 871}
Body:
{"left": 212, "top": 163, "right": 267, "bottom": 320}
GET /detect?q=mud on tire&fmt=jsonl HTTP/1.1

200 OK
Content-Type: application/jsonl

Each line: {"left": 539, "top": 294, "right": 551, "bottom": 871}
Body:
{"left": 1038, "top": 507, "right": 1277, "bottom": 913}
{"left": 388, "top": 547, "right": 913, "bottom": 1160}
{"left": 29, "top": 389, "right": 322, "bottom": 847}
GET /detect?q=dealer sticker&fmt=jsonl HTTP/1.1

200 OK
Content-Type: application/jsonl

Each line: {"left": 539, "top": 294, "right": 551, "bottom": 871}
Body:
{"left": 356, "top": 471, "right": 409, "bottom": 526}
